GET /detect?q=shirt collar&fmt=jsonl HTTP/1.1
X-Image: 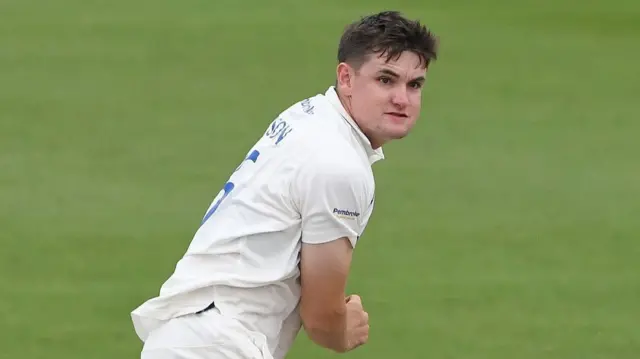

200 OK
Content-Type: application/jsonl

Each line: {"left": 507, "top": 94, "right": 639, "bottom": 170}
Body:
{"left": 324, "top": 86, "right": 385, "bottom": 164}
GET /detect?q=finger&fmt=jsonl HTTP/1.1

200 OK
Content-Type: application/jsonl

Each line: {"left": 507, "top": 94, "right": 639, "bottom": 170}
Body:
{"left": 361, "top": 328, "right": 369, "bottom": 343}
{"left": 353, "top": 335, "right": 367, "bottom": 349}
{"left": 357, "top": 325, "right": 370, "bottom": 345}
{"left": 355, "top": 324, "right": 369, "bottom": 337}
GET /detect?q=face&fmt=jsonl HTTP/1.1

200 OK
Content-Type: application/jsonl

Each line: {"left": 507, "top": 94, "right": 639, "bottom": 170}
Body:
{"left": 336, "top": 51, "right": 428, "bottom": 148}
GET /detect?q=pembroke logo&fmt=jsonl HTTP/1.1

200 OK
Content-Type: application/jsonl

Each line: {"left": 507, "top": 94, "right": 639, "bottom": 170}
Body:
{"left": 333, "top": 208, "right": 360, "bottom": 220}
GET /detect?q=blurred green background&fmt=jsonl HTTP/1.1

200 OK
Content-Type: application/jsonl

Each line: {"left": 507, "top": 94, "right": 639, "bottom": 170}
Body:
{"left": 1, "top": 0, "right": 639, "bottom": 358}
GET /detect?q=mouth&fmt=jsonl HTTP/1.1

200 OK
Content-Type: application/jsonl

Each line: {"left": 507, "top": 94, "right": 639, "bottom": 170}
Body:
{"left": 385, "top": 112, "right": 408, "bottom": 119}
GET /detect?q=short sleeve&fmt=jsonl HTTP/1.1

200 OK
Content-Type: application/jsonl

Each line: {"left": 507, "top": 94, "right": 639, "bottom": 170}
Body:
{"left": 292, "top": 157, "right": 369, "bottom": 248}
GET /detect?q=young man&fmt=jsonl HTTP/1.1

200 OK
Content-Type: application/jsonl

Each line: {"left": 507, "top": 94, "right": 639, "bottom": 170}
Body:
{"left": 131, "top": 10, "right": 438, "bottom": 359}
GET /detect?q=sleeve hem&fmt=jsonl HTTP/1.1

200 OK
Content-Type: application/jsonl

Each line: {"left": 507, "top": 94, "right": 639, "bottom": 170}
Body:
{"left": 301, "top": 228, "right": 359, "bottom": 248}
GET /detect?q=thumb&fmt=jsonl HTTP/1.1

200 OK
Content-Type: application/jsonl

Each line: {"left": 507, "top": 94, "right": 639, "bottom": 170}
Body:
{"left": 346, "top": 294, "right": 362, "bottom": 304}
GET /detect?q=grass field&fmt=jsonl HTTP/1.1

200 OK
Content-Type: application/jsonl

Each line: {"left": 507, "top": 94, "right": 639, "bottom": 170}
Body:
{"left": 1, "top": 0, "right": 639, "bottom": 358}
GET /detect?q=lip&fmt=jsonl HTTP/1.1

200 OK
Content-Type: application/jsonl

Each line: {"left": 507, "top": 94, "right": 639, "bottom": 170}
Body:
{"left": 384, "top": 112, "right": 408, "bottom": 120}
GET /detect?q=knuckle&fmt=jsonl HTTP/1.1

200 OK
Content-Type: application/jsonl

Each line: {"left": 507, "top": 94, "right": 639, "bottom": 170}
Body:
{"left": 360, "top": 312, "right": 368, "bottom": 324}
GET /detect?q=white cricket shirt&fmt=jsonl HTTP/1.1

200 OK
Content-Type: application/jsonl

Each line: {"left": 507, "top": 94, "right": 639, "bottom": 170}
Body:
{"left": 131, "top": 86, "right": 384, "bottom": 359}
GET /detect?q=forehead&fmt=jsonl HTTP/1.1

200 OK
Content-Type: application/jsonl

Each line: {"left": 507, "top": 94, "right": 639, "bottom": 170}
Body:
{"left": 361, "top": 51, "right": 427, "bottom": 77}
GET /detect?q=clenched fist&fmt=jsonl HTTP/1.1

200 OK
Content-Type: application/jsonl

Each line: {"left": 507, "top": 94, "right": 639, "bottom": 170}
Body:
{"left": 344, "top": 295, "right": 369, "bottom": 351}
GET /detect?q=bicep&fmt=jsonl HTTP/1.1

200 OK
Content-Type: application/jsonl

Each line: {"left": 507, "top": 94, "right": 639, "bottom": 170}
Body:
{"left": 299, "top": 237, "right": 353, "bottom": 324}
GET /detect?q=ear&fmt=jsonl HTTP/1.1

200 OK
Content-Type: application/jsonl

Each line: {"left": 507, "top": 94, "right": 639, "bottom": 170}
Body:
{"left": 336, "top": 62, "right": 354, "bottom": 96}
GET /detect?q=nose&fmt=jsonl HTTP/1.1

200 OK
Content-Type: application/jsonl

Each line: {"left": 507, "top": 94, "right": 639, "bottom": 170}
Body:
{"left": 391, "top": 87, "right": 409, "bottom": 108}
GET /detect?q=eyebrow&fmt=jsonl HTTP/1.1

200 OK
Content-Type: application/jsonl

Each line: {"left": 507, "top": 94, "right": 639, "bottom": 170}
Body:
{"left": 378, "top": 68, "right": 425, "bottom": 83}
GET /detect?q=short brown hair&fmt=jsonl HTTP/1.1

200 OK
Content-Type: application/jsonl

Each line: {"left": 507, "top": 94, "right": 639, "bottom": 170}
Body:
{"left": 337, "top": 11, "right": 439, "bottom": 69}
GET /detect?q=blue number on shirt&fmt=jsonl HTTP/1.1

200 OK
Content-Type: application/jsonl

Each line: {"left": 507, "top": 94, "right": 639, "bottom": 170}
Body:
{"left": 201, "top": 149, "right": 260, "bottom": 225}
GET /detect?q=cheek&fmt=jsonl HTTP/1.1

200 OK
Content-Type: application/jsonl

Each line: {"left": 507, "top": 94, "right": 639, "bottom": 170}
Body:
{"left": 351, "top": 90, "right": 374, "bottom": 117}
{"left": 355, "top": 87, "right": 382, "bottom": 109}
{"left": 353, "top": 83, "right": 388, "bottom": 115}
{"left": 409, "top": 94, "right": 422, "bottom": 113}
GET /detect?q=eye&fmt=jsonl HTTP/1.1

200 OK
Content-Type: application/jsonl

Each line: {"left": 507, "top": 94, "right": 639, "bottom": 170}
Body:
{"left": 378, "top": 76, "right": 392, "bottom": 84}
{"left": 409, "top": 81, "right": 423, "bottom": 89}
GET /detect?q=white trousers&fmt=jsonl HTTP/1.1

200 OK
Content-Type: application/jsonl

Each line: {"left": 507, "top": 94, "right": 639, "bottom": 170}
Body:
{"left": 140, "top": 307, "right": 273, "bottom": 359}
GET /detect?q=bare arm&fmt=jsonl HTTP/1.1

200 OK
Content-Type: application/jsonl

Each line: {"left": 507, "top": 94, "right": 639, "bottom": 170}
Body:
{"left": 292, "top": 156, "right": 370, "bottom": 352}
{"left": 299, "top": 238, "right": 353, "bottom": 353}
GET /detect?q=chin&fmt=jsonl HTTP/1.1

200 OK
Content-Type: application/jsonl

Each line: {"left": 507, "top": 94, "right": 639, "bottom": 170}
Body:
{"left": 386, "top": 131, "right": 410, "bottom": 141}
{"left": 390, "top": 126, "right": 413, "bottom": 139}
